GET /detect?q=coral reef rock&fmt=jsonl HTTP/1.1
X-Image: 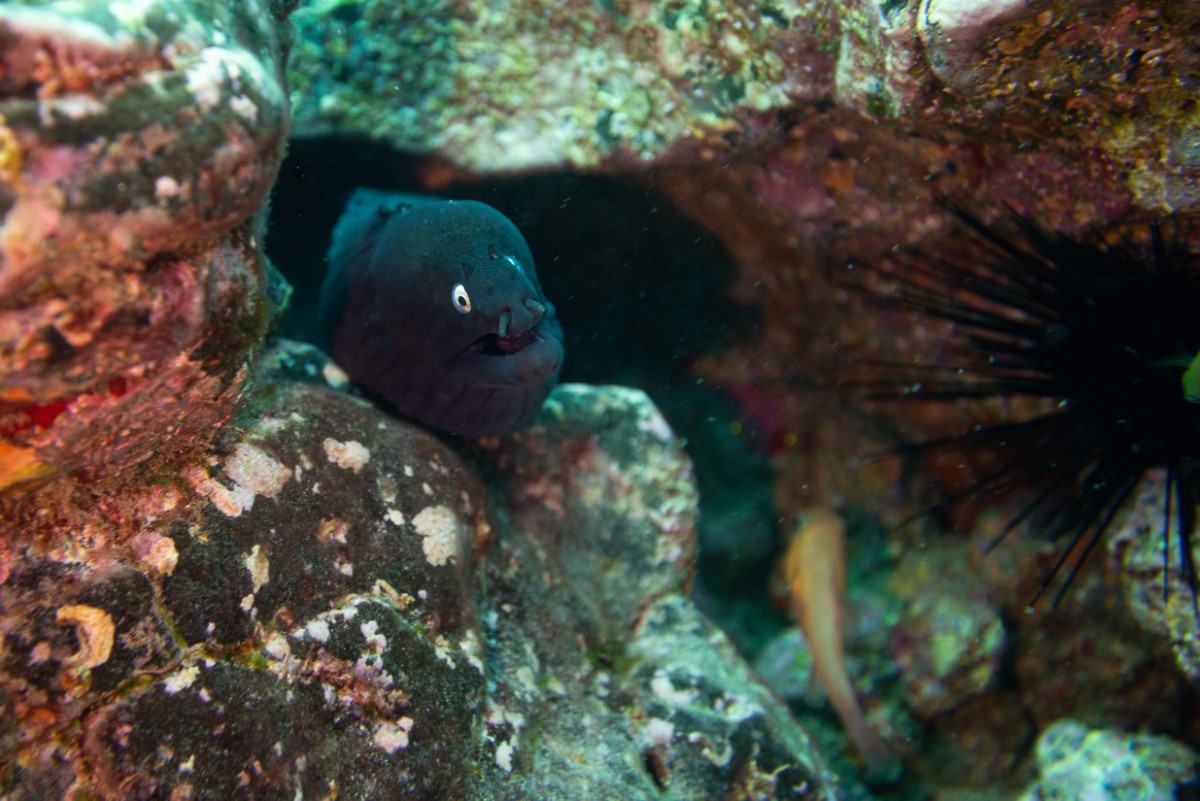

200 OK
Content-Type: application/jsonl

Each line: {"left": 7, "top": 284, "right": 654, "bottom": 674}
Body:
{"left": 288, "top": 0, "right": 903, "bottom": 172}
{"left": 1019, "top": 719, "right": 1199, "bottom": 801}
{"left": 1111, "top": 471, "right": 1200, "bottom": 682}
{"left": 0, "top": 0, "right": 292, "bottom": 493}
{"left": 891, "top": 584, "right": 1006, "bottom": 718}
{"left": 289, "top": 0, "right": 1200, "bottom": 216}
{"left": 0, "top": 340, "right": 838, "bottom": 801}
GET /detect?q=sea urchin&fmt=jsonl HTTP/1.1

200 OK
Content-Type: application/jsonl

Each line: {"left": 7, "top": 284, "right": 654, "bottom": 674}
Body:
{"left": 846, "top": 205, "right": 1200, "bottom": 610}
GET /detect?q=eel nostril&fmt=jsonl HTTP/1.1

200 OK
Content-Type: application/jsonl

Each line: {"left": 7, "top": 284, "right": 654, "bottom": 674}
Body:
{"left": 524, "top": 298, "right": 545, "bottom": 323}
{"left": 498, "top": 299, "right": 543, "bottom": 337}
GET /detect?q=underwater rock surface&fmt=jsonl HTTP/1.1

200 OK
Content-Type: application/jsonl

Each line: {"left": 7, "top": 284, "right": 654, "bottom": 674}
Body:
{"left": 0, "top": 340, "right": 837, "bottom": 800}
{"left": 289, "top": 0, "right": 1200, "bottom": 213}
{"left": 1113, "top": 472, "right": 1200, "bottom": 683}
{"left": 0, "top": 0, "right": 292, "bottom": 492}
{"left": 288, "top": 0, "right": 901, "bottom": 171}
{"left": 6, "top": 0, "right": 1200, "bottom": 798}
{"left": 1018, "top": 719, "right": 1198, "bottom": 801}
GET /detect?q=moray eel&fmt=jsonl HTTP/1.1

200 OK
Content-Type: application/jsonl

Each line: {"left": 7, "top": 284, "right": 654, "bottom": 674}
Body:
{"left": 319, "top": 189, "right": 565, "bottom": 436}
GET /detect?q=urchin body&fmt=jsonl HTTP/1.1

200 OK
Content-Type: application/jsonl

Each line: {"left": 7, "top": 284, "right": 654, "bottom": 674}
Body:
{"left": 852, "top": 208, "right": 1200, "bottom": 606}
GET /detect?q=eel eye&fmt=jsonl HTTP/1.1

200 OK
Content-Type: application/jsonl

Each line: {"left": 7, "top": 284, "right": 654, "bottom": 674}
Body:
{"left": 452, "top": 283, "right": 472, "bottom": 314}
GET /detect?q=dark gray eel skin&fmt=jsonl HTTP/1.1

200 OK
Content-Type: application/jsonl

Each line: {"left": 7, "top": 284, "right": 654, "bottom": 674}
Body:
{"left": 318, "top": 189, "right": 565, "bottom": 436}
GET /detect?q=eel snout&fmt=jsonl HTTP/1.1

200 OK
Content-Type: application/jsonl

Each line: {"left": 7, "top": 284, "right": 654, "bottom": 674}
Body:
{"left": 468, "top": 296, "right": 550, "bottom": 358}
{"left": 497, "top": 297, "right": 546, "bottom": 337}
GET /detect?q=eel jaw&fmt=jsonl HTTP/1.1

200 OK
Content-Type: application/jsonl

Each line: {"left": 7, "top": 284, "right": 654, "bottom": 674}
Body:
{"left": 451, "top": 328, "right": 563, "bottom": 387}
{"left": 465, "top": 328, "right": 541, "bottom": 356}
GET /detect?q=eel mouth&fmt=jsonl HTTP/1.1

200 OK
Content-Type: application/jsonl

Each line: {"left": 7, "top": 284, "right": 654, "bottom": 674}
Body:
{"left": 463, "top": 328, "right": 543, "bottom": 357}
{"left": 452, "top": 328, "right": 563, "bottom": 387}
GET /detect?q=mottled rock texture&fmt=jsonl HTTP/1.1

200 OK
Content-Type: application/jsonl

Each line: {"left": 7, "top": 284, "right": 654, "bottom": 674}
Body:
{"left": 475, "top": 383, "right": 835, "bottom": 800}
{"left": 289, "top": 0, "right": 899, "bottom": 172}
{"left": 1111, "top": 473, "right": 1200, "bottom": 682}
{"left": 7, "top": 0, "right": 1200, "bottom": 798}
{"left": 0, "top": 0, "right": 292, "bottom": 493}
{"left": 289, "top": 0, "right": 1200, "bottom": 217}
{"left": 0, "top": 338, "right": 838, "bottom": 800}
{"left": 0, "top": 2, "right": 845, "bottom": 799}
{"left": 1019, "top": 719, "right": 1198, "bottom": 801}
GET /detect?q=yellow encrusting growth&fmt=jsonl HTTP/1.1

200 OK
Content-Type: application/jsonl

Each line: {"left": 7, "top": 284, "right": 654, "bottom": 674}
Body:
{"left": 55, "top": 604, "right": 115, "bottom": 669}
{"left": 0, "top": 115, "right": 23, "bottom": 187}
{"left": 0, "top": 441, "right": 53, "bottom": 492}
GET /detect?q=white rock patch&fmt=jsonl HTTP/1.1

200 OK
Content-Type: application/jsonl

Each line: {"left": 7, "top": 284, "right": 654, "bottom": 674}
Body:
{"left": 412, "top": 505, "right": 462, "bottom": 566}
{"left": 185, "top": 443, "right": 289, "bottom": 517}
{"left": 495, "top": 740, "right": 514, "bottom": 773}
{"left": 323, "top": 438, "right": 370, "bottom": 473}
{"left": 645, "top": 717, "right": 675, "bottom": 747}
{"left": 373, "top": 717, "right": 414, "bottom": 754}
{"left": 164, "top": 665, "right": 200, "bottom": 694}
{"left": 243, "top": 544, "right": 270, "bottom": 592}
{"left": 303, "top": 620, "right": 330, "bottom": 643}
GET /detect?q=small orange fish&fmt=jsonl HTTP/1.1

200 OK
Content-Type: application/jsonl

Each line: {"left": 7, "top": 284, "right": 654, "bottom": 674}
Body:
{"left": 782, "top": 508, "right": 890, "bottom": 773}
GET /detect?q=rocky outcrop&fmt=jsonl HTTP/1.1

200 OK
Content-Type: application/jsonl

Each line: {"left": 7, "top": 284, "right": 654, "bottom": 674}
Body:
{"left": 0, "top": 0, "right": 292, "bottom": 493}
{"left": 1, "top": 338, "right": 838, "bottom": 800}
